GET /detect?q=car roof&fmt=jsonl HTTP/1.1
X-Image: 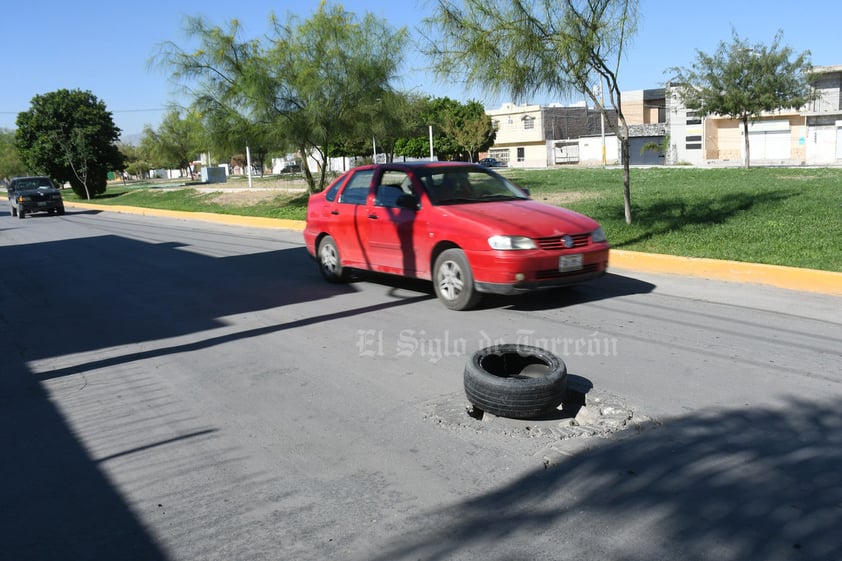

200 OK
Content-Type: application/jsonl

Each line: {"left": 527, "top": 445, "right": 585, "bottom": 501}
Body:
{"left": 11, "top": 176, "right": 53, "bottom": 182}
{"left": 355, "top": 161, "right": 485, "bottom": 172}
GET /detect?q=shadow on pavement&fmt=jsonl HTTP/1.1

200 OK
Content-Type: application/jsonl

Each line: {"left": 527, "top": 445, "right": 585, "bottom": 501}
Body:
{"left": 0, "top": 231, "right": 420, "bottom": 560}
{"left": 362, "top": 396, "right": 842, "bottom": 561}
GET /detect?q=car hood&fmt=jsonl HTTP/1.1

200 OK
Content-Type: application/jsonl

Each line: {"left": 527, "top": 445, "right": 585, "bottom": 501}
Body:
{"left": 435, "top": 199, "right": 599, "bottom": 237}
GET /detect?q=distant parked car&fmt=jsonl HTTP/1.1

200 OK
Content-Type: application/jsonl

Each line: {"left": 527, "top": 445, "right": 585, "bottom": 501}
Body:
{"left": 479, "top": 157, "right": 504, "bottom": 168}
{"left": 6, "top": 176, "right": 65, "bottom": 219}
{"left": 304, "top": 161, "right": 609, "bottom": 310}
{"left": 280, "top": 162, "right": 302, "bottom": 173}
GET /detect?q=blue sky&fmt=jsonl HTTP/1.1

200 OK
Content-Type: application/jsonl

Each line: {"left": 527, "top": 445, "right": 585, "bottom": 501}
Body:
{"left": 3, "top": 0, "right": 840, "bottom": 139}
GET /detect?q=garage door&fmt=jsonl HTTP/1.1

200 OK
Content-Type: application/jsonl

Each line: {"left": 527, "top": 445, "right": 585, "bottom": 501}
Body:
{"left": 628, "top": 136, "right": 665, "bottom": 165}
{"left": 747, "top": 120, "right": 790, "bottom": 161}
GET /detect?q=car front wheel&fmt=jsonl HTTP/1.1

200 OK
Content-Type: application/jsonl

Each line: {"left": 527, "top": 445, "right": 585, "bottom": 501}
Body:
{"left": 433, "top": 248, "right": 481, "bottom": 311}
{"left": 318, "top": 235, "right": 348, "bottom": 283}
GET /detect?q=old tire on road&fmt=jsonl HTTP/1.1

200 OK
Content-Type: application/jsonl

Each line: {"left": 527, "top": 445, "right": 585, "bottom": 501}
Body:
{"left": 464, "top": 344, "right": 568, "bottom": 419}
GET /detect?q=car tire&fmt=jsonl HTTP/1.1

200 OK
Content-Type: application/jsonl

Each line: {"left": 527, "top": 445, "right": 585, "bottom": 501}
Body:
{"left": 464, "top": 344, "right": 568, "bottom": 419}
{"left": 58, "top": 206, "right": 65, "bottom": 215}
{"left": 433, "top": 248, "right": 481, "bottom": 311}
{"left": 317, "top": 235, "right": 348, "bottom": 283}
{"left": 10, "top": 206, "right": 16, "bottom": 217}
{"left": 18, "top": 209, "right": 25, "bottom": 219}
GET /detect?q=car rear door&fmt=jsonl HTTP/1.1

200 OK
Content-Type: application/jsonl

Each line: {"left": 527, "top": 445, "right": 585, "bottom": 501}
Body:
{"left": 332, "top": 169, "right": 375, "bottom": 267}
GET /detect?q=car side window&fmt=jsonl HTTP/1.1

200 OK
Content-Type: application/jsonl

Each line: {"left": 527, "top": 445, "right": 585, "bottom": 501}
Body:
{"left": 374, "top": 171, "right": 415, "bottom": 208}
{"left": 338, "top": 170, "right": 373, "bottom": 205}
{"left": 324, "top": 174, "right": 347, "bottom": 202}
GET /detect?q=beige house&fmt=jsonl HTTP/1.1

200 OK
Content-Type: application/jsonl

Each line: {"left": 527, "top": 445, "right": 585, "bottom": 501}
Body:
{"left": 484, "top": 103, "right": 549, "bottom": 168}
{"left": 484, "top": 89, "right": 665, "bottom": 168}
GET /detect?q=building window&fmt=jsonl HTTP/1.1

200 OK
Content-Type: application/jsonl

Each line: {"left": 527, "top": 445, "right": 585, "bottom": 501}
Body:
{"left": 522, "top": 116, "right": 535, "bottom": 130}
{"left": 492, "top": 120, "right": 500, "bottom": 130}
{"left": 686, "top": 143, "right": 702, "bottom": 150}
{"left": 517, "top": 147, "right": 525, "bottom": 162}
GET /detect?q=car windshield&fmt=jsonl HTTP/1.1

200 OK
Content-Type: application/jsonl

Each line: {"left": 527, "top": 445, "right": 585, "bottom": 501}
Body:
{"left": 14, "top": 178, "right": 53, "bottom": 190}
{"left": 418, "top": 168, "right": 528, "bottom": 205}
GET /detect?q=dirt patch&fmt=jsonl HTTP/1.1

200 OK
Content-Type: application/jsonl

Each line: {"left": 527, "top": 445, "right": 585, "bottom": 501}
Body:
{"left": 207, "top": 190, "right": 287, "bottom": 206}
{"left": 534, "top": 191, "right": 597, "bottom": 206}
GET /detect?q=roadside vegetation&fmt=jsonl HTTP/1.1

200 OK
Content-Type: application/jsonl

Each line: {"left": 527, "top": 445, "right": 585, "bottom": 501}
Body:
{"left": 62, "top": 167, "right": 842, "bottom": 273}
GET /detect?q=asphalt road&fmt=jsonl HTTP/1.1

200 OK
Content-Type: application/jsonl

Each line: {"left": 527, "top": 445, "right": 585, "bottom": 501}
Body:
{"left": 2, "top": 208, "right": 841, "bottom": 561}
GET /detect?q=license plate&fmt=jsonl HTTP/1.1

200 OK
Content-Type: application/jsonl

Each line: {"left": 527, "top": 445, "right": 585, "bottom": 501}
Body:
{"left": 37, "top": 202, "right": 47, "bottom": 207}
{"left": 558, "top": 254, "right": 583, "bottom": 272}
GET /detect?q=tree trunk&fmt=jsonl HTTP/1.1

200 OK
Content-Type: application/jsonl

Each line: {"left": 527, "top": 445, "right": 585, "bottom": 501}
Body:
{"left": 742, "top": 116, "right": 751, "bottom": 169}
{"left": 620, "top": 131, "right": 632, "bottom": 224}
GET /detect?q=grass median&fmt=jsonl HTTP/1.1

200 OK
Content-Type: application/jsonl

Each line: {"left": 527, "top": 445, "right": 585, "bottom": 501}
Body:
{"left": 64, "top": 167, "right": 842, "bottom": 273}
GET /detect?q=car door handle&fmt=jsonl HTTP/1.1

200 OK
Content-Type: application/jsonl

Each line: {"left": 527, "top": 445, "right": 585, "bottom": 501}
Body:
{"left": 330, "top": 210, "right": 339, "bottom": 215}
{"left": 368, "top": 214, "right": 378, "bottom": 219}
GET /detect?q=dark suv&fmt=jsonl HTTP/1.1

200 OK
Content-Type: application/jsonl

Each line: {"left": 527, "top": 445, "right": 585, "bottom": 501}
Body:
{"left": 7, "top": 176, "right": 65, "bottom": 219}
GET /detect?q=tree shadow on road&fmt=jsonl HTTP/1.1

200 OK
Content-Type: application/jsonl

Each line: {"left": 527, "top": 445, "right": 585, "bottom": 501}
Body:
{"left": 361, "top": 396, "right": 842, "bottom": 561}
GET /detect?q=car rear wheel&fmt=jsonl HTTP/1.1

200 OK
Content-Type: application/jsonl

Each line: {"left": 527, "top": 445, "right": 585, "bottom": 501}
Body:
{"left": 18, "top": 209, "right": 25, "bottom": 219}
{"left": 318, "top": 235, "right": 348, "bottom": 283}
{"left": 433, "top": 248, "right": 481, "bottom": 311}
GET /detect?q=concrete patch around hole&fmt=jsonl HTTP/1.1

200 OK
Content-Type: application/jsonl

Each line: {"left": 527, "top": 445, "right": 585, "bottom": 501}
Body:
{"left": 423, "top": 374, "right": 658, "bottom": 466}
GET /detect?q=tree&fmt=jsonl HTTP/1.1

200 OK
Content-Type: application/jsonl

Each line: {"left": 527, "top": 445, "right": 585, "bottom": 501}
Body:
{"left": 0, "top": 128, "right": 28, "bottom": 179}
{"left": 15, "top": 89, "right": 124, "bottom": 199}
{"left": 436, "top": 99, "right": 496, "bottom": 161}
{"left": 424, "top": 0, "right": 639, "bottom": 223}
{"left": 387, "top": 95, "right": 493, "bottom": 162}
{"left": 140, "top": 109, "right": 205, "bottom": 177}
{"left": 118, "top": 142, "right": 152, "bottom": 180}
{"left": 155, "top": 5, "right": 405, "bottom": 193}
{"left": 669, "top": 30, "right": 815, "bottom": 169}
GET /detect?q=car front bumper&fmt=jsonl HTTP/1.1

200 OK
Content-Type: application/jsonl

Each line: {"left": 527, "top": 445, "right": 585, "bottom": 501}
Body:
{"left": 468, "top": 246, "right": 610, "bottom": 295}
{"left": 19, "top": 200, "right": 64, "bottom": 213}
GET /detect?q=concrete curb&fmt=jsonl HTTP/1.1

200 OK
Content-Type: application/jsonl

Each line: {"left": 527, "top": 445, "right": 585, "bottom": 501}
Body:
{"left": 609, "top": 250, "right": 842, "bottom": 297}
{"left": 65, "top": 201, "right": 842, "bottom": 297}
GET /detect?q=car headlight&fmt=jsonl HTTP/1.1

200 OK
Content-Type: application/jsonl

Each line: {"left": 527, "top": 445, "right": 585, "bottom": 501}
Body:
{"left": 488, "top": 235, "right": 537, "bottom": 250}
{"left": 591, "top": 226, "right": 607, "bottom": 243}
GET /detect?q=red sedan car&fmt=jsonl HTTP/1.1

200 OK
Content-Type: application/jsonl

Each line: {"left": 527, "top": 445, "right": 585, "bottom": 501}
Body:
{"left": 304, "top": 161, "right": 609, "bottom": 310}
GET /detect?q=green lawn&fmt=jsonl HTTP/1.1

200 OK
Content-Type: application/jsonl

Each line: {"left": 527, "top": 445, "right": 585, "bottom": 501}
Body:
{"left": 65, "top": 167, "right": 842, "bottom": 272}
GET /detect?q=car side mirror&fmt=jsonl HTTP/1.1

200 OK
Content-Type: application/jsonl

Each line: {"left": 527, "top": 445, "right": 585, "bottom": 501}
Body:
{"left": 396, "top": 193, "right": 420, "bottom": 210}
{"left": 520, "top": 187, "right": 530, "bottom": 197}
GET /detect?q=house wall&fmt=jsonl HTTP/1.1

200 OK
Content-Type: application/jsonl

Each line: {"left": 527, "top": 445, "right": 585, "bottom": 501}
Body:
{"left": 579, "top": 135, "right": 620, "bottom": 165}
{"left": 666, "top": 88, "right": 705, "bottom": 165}
{"left": 622, "top": 90, "right": 645, "bottom": 124}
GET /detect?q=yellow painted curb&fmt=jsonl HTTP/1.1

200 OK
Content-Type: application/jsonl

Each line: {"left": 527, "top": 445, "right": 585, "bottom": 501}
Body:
{"left": 610, "top": 249, "right": 842, "bottom": 297}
